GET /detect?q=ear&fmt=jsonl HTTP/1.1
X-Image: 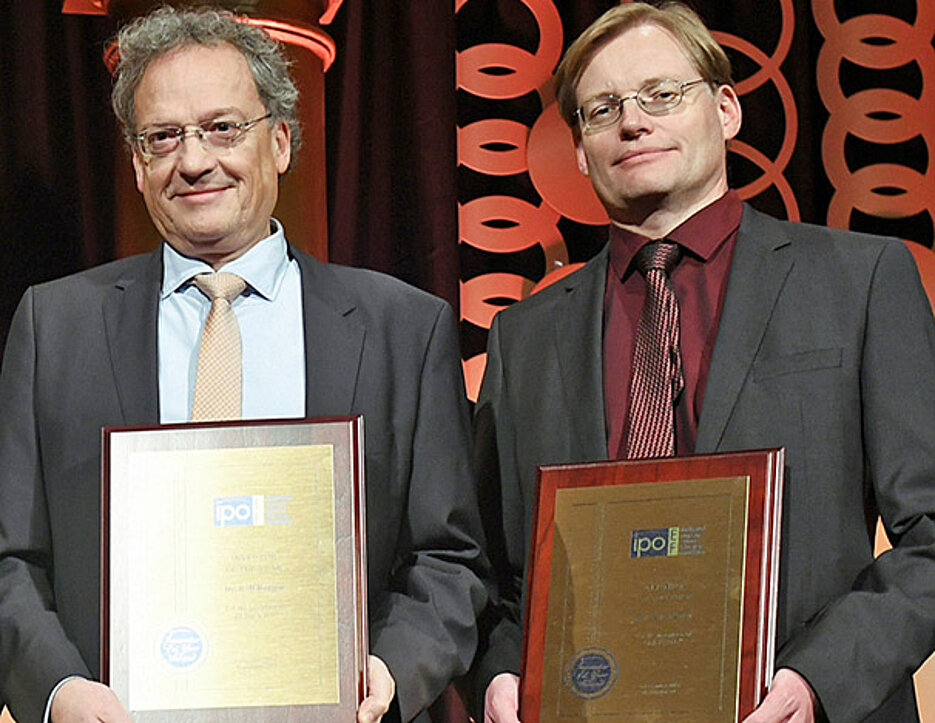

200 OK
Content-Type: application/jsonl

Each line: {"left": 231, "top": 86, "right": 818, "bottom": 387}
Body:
{"left": 132, "top": 149, "right": 146, "bottom": 193}
{"left": 574, "top": 135, "right": 590, "bottom": 177}
{"left": 715, "top": 84, "right": 742, "bottom": 142}
{"left": 273, "top": 119, "right": 291, "bottom": 174}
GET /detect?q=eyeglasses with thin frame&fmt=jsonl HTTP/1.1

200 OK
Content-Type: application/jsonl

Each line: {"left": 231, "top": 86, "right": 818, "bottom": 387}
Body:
{"left": 135, "top": 112, "right": 273, "bottom": 158}
{"left": 575, "top": 78, "right": 708, "bottom": 134}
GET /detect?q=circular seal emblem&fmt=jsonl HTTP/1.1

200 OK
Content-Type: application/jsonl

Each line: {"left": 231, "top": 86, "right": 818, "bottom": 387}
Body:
{"left": 564, "top": 647, "right": 618, "bottom": 700}
{"left": 160, "top": 625, "right": 206, "bottom": 668}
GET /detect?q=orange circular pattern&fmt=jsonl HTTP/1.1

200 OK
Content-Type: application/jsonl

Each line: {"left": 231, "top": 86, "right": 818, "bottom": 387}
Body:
{"left": 457, "top": 0, "right": 570, "bottom": 398}
{"left": 711, "top": 0, "right": 800, "bottom": 220}
{"left": 813, "top": 1, "right": 935, "bottom": 230}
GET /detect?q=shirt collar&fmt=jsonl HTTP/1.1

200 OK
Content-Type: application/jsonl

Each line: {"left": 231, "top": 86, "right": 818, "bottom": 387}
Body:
{"left": 161, "top": 218, "right": 290, "bottom": 301}
{"left": 608, "top": 190, "right": 743, "bottom": 280}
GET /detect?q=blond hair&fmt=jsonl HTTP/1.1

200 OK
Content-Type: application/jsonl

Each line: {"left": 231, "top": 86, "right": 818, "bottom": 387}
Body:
{"left": 554, "top": 1, "right": 733, "bottom": 128}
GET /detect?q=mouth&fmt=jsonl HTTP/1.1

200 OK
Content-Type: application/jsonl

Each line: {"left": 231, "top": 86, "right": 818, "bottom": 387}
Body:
{"left": 614, "top": 148, "right": 673, "bottom": 165}
{"left": 171, "top": 187, "right": 231, "bottom": 202}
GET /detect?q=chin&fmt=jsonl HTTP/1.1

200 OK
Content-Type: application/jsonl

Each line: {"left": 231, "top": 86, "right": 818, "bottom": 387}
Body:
{"left": 176, "top": 225, "right": 236, "bottom": 245}
{"left": 605, "top": 174, "right": 673, "bottom": 200}
{"left": 612, "top": 187, "right": 671, "bottom": 207}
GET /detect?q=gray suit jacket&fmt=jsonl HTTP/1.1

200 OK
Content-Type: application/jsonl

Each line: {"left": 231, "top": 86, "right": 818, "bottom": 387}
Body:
{"left": 474, "top": 205, "right": 935, "bottom": 722}
{"left": 0, "top": 245, "right": 488, "bottom": 723}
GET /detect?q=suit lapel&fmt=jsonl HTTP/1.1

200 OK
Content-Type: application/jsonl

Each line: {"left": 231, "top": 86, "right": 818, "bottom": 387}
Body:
{"left": 555, "top": 248, "right": 609, "bottom": 461}
{"left": 102, "top": 249, "right": 161, "bottom": 425}
{"left": 696, "top": 206, "right": 793, "bottom": 452}
{"left": 293, "top": 250, "right": 364, "bottom": 416}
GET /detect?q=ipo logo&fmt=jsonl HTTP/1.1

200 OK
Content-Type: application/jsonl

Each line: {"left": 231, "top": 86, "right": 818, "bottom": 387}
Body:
{"left": 214, "top": 495, "right": 265, "bottom": 527}
{"left": 160, "top": 626, "right": 205, "bottom": 668}
{"left": 631, "top": 527, "right": 680, "bottom": 558}
{"left": 564, "top": 647, "right": 618, "bottom": 700}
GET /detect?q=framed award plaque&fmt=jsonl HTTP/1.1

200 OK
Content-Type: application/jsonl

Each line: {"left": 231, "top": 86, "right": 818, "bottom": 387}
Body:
{"left": 521, "top": 449, "right": 784, "bottom": 722}
{"left": 101, "top": 417, "right": 368, "bottom": 722}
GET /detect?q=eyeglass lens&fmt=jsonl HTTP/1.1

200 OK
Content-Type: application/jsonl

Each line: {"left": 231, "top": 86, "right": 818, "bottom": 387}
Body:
{"left": 138, "top": 114, "right": 269, "bottom": 157}
{"left": 579, "top": 79, "right": 704, "bottom": 131}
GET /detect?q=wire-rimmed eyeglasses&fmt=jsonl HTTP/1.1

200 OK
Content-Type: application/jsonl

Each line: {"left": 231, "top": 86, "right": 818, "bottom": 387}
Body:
{"left": 575, "top": 78, "right": 708, "bottom": 133}
{"left": 135, "top": 112, "right": 273, "bottom": 158}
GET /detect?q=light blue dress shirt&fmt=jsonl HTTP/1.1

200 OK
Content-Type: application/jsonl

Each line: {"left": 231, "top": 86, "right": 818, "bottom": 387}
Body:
{"left": 158, "top": 220, "right": 306, "bottom": 423}
{"left": 45, "top": 223, "right": 306, "bottom": 720}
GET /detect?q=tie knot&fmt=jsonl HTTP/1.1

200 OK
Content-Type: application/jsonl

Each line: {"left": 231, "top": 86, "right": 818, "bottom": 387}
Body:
{"left": 194, "top": 272, "right": 246, "bottom": 303}
{"left": 635, "top": 241, "right": 680, "bottom": 276}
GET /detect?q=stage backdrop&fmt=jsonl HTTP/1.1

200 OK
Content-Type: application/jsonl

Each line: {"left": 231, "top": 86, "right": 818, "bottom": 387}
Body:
{"left": 0, "top": 1, "right": 932, "bottom": 720}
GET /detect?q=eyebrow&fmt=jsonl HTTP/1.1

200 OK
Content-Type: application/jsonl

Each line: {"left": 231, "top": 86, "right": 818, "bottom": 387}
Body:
{"left": 580, "top": 77, "right": 679, "bottom": 102}
{"left": 139, "top": 108, "right": 249, "bottom": 128}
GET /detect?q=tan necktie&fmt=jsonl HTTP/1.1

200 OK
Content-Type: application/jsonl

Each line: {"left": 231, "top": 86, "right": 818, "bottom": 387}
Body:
{"left": 191, "top": 272, "right": 246, "bottom": 421}
{"left": 626, "top": 241, "right": 683, "bottom": 459}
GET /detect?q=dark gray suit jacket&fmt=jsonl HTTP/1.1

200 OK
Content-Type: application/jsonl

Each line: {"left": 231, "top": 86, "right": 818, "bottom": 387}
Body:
{"left": 0, "top": 245, "right": 488, "bottom": 723}
{"left": 474, "top": 205, "right": 935, "bottom": 722}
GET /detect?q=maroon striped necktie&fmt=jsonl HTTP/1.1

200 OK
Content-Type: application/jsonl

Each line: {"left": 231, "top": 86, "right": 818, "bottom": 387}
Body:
{"left": 625, "top": 241, "right": 683, "bottom": 459}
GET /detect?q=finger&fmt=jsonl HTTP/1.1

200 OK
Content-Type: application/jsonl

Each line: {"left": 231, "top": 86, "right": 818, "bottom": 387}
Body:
{"left": 357, "top": 697, "right": 387, "bottom": 723}
{"left": 484, "top": 673, "right": 521, "bottom": 723}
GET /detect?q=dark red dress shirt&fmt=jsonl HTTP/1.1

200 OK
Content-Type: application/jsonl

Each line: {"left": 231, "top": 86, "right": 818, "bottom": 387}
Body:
{"left": 603, "top": 190, "right": 743, "bottom": 458}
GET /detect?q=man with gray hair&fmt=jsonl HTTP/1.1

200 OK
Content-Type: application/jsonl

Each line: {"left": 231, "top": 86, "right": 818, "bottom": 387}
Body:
{"left": 0, "top": 7, "right": 486, "bottom": 723}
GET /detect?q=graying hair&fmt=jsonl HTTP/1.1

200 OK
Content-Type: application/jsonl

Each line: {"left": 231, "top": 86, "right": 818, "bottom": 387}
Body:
{"left": 111, "top": 5, "right": 301, "bottom": 163}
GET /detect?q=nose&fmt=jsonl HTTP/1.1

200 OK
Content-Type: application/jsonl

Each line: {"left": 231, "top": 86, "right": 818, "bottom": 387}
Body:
{"left": 175, "top": 131, "right": 216, "bottom": 181}
{"left": 617, "top": 96, "right": 651, "bottom": 139}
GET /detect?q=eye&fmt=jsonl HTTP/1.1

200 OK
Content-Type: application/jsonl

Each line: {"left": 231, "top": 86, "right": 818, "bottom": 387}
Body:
{"left": 144, "top": 128, "right": 181, "bottom": 153}
{"left": 645, "top": 86, "right": 677, "bottom": 102}
{"left": 204, "top": 119, "right": 240, "bottom": 140}
{"left": 147, "top": 128, "right": 177, "bottom": 144}
{"left": 587, "top": 101, "right": 616, "bottom": 121}
{"left": 641, "top": 80, "right": 686, "bottom": 107}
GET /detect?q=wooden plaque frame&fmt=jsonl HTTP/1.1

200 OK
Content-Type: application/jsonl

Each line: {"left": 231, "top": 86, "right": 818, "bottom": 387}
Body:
{"left": 521, "top": 449, "right": 784, "bottom": 722}
{"left": 101, "top": 416, "right": 367, "bottom": 722}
